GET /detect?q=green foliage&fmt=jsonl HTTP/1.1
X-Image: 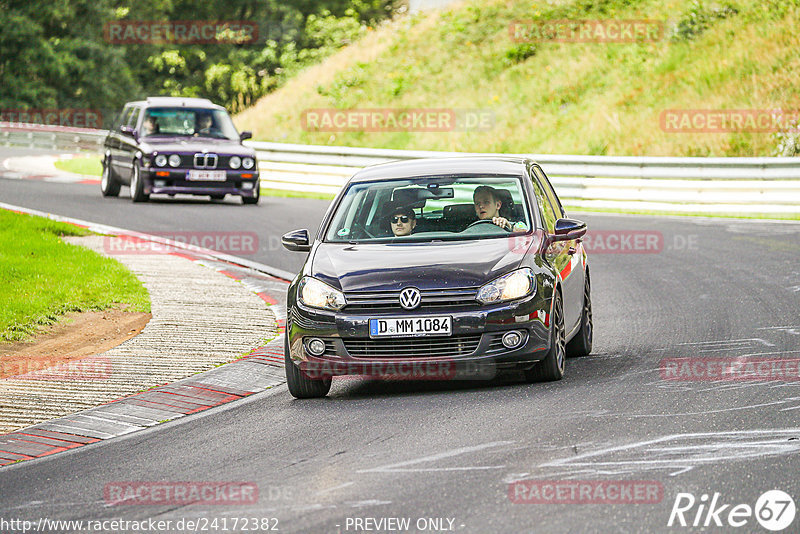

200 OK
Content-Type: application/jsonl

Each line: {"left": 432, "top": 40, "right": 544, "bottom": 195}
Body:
{"left": 671, "top": 1, "right": 739, "bottom": 42}
{"left": 773, "top": 122, "right": 800, "bottom": 157}
{"left": 0, "top": 0, "right": 398, "bottom": 119}
{"left": 505, "top": 43, "right": 538, "bottom": 64}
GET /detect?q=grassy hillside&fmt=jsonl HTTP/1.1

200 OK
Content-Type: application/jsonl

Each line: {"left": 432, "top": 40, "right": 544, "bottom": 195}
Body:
{"left": 235, "top": 0, "right": 800, "bottom": 156}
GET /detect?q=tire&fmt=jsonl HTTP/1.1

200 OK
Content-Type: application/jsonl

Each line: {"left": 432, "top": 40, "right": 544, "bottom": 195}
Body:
{"left": 524, "top": 290, "right": 566, "bottom": 382}
{"left": 100, "top": 159, "right": 121, "bottom": 197}
{"left": 242, "top": 181, "right": 260, "bottom": 205}
{"left": 130, "top": 162, "right": 149, "bottom": 203}
{"left": 285, "top": 334, "right": 331, "bottom": 398}
{"left": 567, "top": 275, "right": 593, "bottom": 357}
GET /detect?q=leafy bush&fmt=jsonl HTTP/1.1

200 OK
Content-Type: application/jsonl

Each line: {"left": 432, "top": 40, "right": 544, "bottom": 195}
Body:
{"left": 505, "top": 43, "right": 538, "bottom": 64}
{"left": 671, "top": 1, "right": 739, "bottom": 42}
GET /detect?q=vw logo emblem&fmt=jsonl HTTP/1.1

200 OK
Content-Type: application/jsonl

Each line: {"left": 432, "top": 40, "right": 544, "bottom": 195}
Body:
{"left": 399, "top": 287, "right": 421, "bottom": 310}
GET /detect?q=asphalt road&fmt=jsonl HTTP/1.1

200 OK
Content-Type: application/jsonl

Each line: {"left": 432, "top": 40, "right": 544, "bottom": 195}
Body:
{"left": 2, "top": 150, "right": 800, "bottom": 533}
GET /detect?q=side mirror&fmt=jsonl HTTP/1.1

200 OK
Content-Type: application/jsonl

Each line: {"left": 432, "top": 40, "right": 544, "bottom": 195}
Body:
{"left": 240, "top": 131, "right": 252, "bottom": 141}
{"left": 282, "top": 229, "right": 312, "bottom": 252}
{"left": 552, "top": 218, "right": 587, "bottom": 241}
{"left": 120, "top": 125, "right": 136, "bottom": 138}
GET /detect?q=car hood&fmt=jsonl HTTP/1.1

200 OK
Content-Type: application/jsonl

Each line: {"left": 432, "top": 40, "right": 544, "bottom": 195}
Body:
{"left": 140, "top": 137, "right": 254, "bottom": 156}
{"left": 310, "top": 238, "right": 530, "bottom": 292}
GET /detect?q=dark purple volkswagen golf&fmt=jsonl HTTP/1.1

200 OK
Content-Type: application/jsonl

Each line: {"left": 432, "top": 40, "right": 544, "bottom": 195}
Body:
{"left": 101, "top": 96, "right": 259, "bottom": 204}
{"left": 281, "top": 157, "right": 592, "bottom": 398}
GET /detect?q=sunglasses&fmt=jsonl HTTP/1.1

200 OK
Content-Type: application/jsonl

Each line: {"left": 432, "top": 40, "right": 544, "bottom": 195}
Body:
{"left": 391, "top": 215, "right": 411, "bottom": 224}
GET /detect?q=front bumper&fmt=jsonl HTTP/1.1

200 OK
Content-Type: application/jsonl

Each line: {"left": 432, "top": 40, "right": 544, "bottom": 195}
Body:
{"left": 141, "top": 168, "right": 259, "bottom": 197}
{"left": 287, "top": 295, "right": 552, "bottom": 378}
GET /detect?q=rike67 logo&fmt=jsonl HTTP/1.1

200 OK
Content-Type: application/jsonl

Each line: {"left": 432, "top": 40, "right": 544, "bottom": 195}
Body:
{"left": 668, "top": 490, "right": 796, "bottom": 531}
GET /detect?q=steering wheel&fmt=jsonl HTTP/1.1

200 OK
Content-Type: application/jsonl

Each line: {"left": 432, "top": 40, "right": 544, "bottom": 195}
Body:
{"left": 351, "top": 221, "right": 376, "bottom": 239}
{"left": 466, "top": 219, "right": 510, "bottom": 231}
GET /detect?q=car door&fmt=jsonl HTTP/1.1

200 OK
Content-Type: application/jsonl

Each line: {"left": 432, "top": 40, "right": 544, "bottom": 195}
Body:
{"left": 118, "top": 106, "right": 142, "bottom": 183}
{"left": 531, "top": 166, "right": 584, "bottom": 334}
{"left": 108, "top": 105, "right": 132, "bottom": 178}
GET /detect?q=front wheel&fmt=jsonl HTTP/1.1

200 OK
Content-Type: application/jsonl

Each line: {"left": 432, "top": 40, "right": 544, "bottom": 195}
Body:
{"left": 100, "top": 159, "right": 121, "bottom": 197}
{"left": 130, "top": 162, "right": 149, "bottom": 203}
{"left": 285, "top": 335, "right": 331, "bottom": 398}
{"left": 524, "top": 290, "right": 566, "bottom": 382}
{"left": 566, "top": 276, "right": 592, "bottom": 357}
{"left": 242, "top": 182, "right": 260, "bottom": 205}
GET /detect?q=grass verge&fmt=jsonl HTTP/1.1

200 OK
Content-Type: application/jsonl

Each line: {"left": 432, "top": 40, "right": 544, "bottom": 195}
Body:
{"left": 260, "top": 188, "right": 336, "bottom": 200}
{"left": 563, "top": 205, "right": 800, "bottom": 221}
{"left": 54, "top": 156, "right": 102, "bottom": 176}
{"left": 0, "top": 209, "right": 151, "bottom": 342}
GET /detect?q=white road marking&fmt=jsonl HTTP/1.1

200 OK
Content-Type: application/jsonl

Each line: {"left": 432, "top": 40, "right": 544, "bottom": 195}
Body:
{"left": 539, "top": 429, "right": 800, "bottom": 477}
{"left": 358, "top": 441, "right": 513, "bottom": 473}
{"left": 314, "top": 482, "right": 355, "bottom": 496}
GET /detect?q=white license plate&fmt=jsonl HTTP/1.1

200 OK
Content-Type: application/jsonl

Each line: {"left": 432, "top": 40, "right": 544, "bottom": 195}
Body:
{"left": 187, "top": 170, "right": 227, "bottom": 181}
{"left": 369, "top": 316, "right": 452, "bottom": 338}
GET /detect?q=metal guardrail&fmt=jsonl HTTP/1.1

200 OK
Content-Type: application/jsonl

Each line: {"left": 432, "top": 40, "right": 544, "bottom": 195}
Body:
{"left": 2, "top": 122, "right": 799, "bottom": 214}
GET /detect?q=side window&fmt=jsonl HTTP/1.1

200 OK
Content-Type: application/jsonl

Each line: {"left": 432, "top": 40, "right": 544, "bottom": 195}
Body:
{"left": 530, "top": 171, "right": 557, "bottom": 233}
{"left": 127, "top": 107, "right": 141, "bottom": 128}
{"left": 533, "top": 166, "right": 565, "bottom": 218}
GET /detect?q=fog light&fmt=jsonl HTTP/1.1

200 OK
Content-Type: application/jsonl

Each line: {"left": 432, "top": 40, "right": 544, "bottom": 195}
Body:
{"left": 241, "top": 182, "right": 254, "bottom": 190}
{"left": 154, "top": 180, "right": 167, "bottom": 187}
{"left": 306, "top": 338, "right": 326, "bottom": 356}
{"left": 502, "top": 330, "right": 524, "bottom": 349}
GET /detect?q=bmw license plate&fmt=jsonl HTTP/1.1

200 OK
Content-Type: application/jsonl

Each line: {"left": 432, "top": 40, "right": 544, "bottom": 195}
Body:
{"left": 187, "top": 170, "right": 226, "bottom": 181}
{"left": 369, "top": 316, "right": 452, "bottom": 338}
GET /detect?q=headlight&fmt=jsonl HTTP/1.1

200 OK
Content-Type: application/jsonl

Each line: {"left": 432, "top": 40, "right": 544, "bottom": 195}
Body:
{"left": 298, "top": 277, "right": 346, "bottom": 311}
{"left": 477, "top": 268, "right": 536, "bottom": 305}
{"left": 229, "top": 156, "right": 241, "bottom": 169}
{"left": 242, "top": 157, "right": 255, "bottom": 169}
{"left": 154, "top": 154, "right": 167, "bottom": 167}
{"left": 168, "top": 154, "right": 181, "bottom": 167}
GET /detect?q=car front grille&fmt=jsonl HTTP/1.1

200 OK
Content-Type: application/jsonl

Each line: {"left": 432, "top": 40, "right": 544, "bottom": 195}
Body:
{"left": 344, "top": 288, "right": 478, "bottom": 312}
{"left": 343, "top": 334, "right": 482, "bottom": 358}
{"left": 193, "top": 153, "right": 218, "bottom": 169}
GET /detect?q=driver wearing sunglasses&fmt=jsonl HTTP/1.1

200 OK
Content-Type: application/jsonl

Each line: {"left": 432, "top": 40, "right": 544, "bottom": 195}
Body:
{"left": 388, "top": 204, "right": 417, "bottom": 237}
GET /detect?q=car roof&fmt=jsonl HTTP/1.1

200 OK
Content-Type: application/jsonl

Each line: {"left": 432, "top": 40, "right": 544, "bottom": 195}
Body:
{"left": 348, "top": 157, "right": 536, "bottom": 183}
{"left": 125, "top": 97, "right": 224, "bottom": 110}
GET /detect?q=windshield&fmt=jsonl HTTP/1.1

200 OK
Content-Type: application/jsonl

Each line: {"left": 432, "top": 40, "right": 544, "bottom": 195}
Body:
{"left": 324, "top": 175, "right": 533, "bottom": 243}
{"left": 141, "top": 107, "right": 239, "bottom": 140}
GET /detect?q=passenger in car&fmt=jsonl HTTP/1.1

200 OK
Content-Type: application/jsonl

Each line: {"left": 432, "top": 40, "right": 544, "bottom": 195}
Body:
{"left": 142, "top": 115, "right": 159, "bottom": 136}
{"left": 473, "top": 185, "right": 525, "bottom": 231}
{"left": 388, "top": 204, "right": 417, "bottom": 237}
